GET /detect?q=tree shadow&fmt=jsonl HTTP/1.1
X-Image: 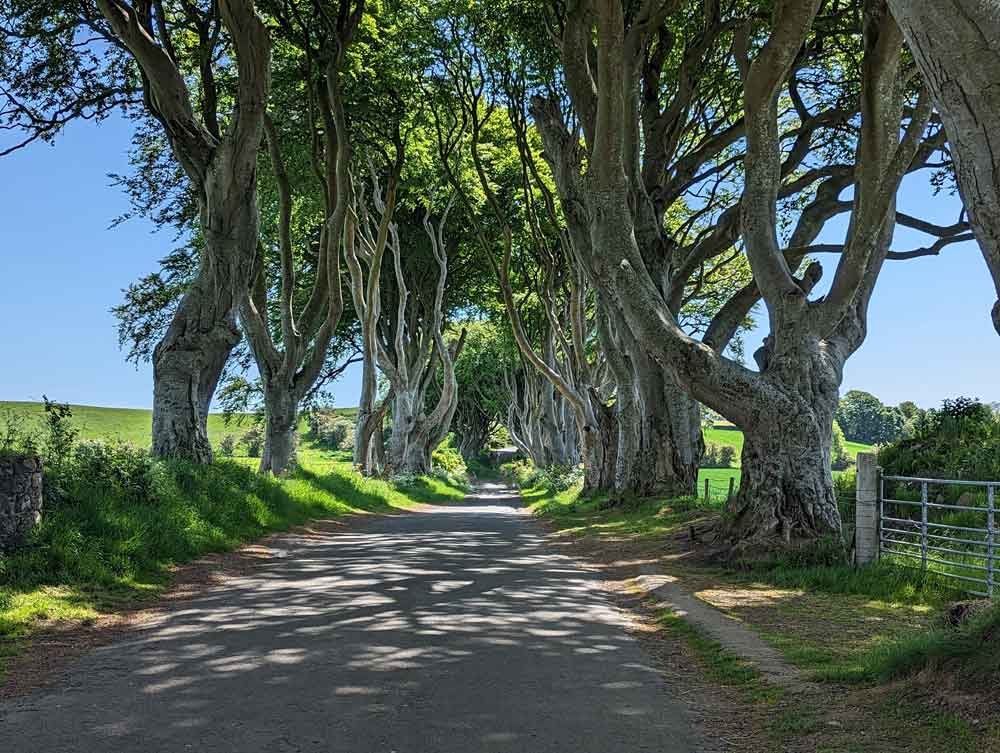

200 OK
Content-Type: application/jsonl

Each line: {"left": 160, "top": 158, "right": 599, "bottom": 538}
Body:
{"left": 2, "top": 489, "right": 695, "bottom": 752}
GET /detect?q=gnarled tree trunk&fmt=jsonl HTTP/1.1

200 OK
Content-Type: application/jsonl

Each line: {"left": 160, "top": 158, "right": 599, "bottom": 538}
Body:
{"left": 152, "top": 295, "right": 241, "bottom": 463}
{"left": 632, "top": 351, "right": 702, "bottom": 498}
{"left": 887, "top": 0, "right": 1000, "bottom": 335}
{"left": 96, "top": 0, "right": 271, "bottom": 463}
{"left": 581, "top": 398, "right": 618, "bottom": 493}
{"left": 728, "top": 341, "right": 843, "bottom": 543}
{"left": 387, "top": 387, "right": 426, "bottom": 473}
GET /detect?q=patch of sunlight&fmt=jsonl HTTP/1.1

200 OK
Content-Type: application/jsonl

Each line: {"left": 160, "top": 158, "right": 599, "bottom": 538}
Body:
{"left": 861, "top": 599, "right": 933, "bottom": 614}
{"left": 0, "top": 586, "right": 101, "bottom": 639}
{"left": 696, "top": 586, "right": 804, "bottom": 609}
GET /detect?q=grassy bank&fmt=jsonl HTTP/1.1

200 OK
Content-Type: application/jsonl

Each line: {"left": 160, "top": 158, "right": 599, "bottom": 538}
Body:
{"left": 0, "top": 444, "right": 464, "bottom": 675}
{"left": 524, "top": 479, "right": 999, "bottom": 751}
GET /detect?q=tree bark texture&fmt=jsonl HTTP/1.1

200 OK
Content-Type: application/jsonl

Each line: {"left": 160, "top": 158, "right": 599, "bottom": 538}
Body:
{"left": 97, "top": 0, "right": 272, "bottom": 463}
{"left": 887, "top": 0, "right": 1000, "bottom": 335}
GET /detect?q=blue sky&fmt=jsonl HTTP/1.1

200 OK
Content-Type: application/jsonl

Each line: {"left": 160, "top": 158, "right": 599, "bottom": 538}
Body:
{"left": 0, "top": 114, "right": 997, "bottom": 410}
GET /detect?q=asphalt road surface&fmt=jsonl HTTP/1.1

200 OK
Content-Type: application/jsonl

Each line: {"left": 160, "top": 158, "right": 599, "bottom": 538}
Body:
{"left": 2, "top": 483, "right": 694, "bottom": 752}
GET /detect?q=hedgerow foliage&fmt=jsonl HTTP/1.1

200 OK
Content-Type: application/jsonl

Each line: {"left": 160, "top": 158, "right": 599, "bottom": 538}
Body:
{"left": 879, "top": 398, "right": 1000, "bottom": 480}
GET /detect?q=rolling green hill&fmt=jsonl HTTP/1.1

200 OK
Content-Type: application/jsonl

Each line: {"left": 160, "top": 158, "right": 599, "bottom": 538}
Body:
{"left": 0, "top": 401, "right": 356, "bottom": 453}
{"left": 0, "top": 402, "right": 870, "bottom": 491}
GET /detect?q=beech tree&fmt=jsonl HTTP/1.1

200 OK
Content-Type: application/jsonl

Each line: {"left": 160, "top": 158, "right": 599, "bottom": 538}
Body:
{"left": 886, "top": 0, "right": 1000, "bottom": 336}
{"left": 523, "top": 0, "right": 959, "bottom": 545}
{"left": 1, "top": 0, "right": 271, "bottom": 462}
{"left": 449, "top": 322, "right": 510, "bottom": 461}
{"left": 503, "top": 362, "right": 581, "bottom": 468}
{"left": 346, "top": 183, "right": 467, "bottom": 474}
{"left": 440, "top": 4, "right": 772, "bottom": 498}
{"left": 235, "top": 0, "right": 364, "bottom": 474}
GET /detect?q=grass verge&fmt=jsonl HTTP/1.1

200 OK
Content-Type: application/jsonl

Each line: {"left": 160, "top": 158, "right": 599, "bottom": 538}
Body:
{"left": 525, "top": 478, "right": 1000, "bottom": 751}
{"left": 0, "top": 444, "right": 464, "bottom": 676}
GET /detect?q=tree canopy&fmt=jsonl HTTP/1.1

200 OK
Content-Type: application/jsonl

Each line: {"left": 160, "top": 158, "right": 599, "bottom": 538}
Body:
{"left": 2, "top": 0, "right": 995, "bottom": 549}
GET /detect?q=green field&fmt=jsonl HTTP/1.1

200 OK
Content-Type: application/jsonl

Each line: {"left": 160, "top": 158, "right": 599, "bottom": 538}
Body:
{"left": 704, "top": 423, "right": 872, "bottom": 460}
{"left": 0, "top": 402, "right": 869, "bottom": 493}
{"left": 700, "top": 424, "right": 872, "bottom": 499}
{"left": 0, "top": 401, "right": 356, "bottom": 453}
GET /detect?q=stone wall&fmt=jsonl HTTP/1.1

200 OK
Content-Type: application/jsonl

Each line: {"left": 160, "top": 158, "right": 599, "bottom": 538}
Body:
{"left": 0, "top": 455, "right": 43, "bottom": 549}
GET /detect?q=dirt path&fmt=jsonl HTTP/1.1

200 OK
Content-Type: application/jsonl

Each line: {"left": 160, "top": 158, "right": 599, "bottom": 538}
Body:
{"left": 1, "top": 483, "right": 696, "bottom": 752}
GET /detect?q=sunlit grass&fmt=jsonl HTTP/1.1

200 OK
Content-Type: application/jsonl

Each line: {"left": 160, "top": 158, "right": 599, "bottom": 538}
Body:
{"left": 0, "top": 443, "right": 464, "bottom": 674}
{"left": 524, "top": 481, "right": 711, "bottom": 540}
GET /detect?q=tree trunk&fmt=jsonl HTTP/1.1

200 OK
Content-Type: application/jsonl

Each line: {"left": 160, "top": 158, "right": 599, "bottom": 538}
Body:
{"left": 259, "top": 384, "right": 298, "bottom": 475}
{"left": 151, "top": 126, "right": 266, "bottom": 463}
{"left": 539, "top": 380, "right": 571, "bottom": 466}
{"left": 581, "top": 401, "right": 617, "bottom": 494}
{"left": 727, "top": 337, "right": 844, "bottom": 546}
{"left": 632, "top": 353, "right": 703, "bottom": 498}
{"left": 887, "top": 0, "right": 1000, "bottom": 335}
{"left": 730, "top": 411, "right": 841, "bottom": 546}
{"left": 387, "top": 388, "right": 429, "bottom": 475}
{"left": 151, "top": 283, "right": 241, "bottom": 463}
{"left": 353, "top": 353, "right": 380, "bottom": 474}
{"left": 457, "top": 425, "right": 487, "bottom": 461}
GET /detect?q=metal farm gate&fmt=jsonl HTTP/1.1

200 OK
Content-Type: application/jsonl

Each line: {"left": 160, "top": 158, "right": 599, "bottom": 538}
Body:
{"left": 878, "top": 474, "right": 997, "bottom": 597}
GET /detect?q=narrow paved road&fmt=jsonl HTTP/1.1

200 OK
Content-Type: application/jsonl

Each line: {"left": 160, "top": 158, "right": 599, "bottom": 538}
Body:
{"left": 2, "top": 484, "right": 694, "bottom": 752}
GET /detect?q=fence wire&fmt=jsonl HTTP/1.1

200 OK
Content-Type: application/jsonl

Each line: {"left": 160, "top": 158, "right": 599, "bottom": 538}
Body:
{"left": 879, "top": 475, "right": 997, "bottom": 598}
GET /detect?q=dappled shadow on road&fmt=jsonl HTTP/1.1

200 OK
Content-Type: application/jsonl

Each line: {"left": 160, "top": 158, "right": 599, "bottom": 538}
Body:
{"left": 3, "top": 483, "right": 693, "bottom": 753}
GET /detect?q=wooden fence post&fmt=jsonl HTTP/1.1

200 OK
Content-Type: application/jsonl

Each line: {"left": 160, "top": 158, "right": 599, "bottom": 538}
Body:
{"left": 855, "top": 452, "right": 879, "bottom": 566}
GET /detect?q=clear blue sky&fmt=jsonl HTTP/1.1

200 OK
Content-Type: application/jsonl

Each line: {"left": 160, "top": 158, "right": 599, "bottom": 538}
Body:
{"left": 0, "top": 114, "right": 997, "bottom": 410}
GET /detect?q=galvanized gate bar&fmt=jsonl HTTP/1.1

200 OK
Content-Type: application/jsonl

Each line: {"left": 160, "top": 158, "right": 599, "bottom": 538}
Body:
{"left": 872, "top": 472, "right": 999, "bottom": 598}
{"left": 988, "top": 485, "right": 995, "bottom": 598}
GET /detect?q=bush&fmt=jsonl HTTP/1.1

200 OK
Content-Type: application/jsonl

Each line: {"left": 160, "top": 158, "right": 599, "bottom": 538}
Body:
{"left": 831, "top": 420, "right": 850, "bottom": 470}
{"left": 70, "top": 439, "right": 158, "bottom": 505}
{"left": 432, "top": 437, "right": 469, "bottom": 487}
{"left": 241, "top": 426, "right": 264, "bottom": 458}
{"left": 718, "top": 445, "right": 736, "bottom": 468}
{"left": 0, "top": 407, "right": 38, "bottom": 457}
{"left": 500, "top": 459, "right": 582, "bottom": 493}
{"left": 41, "top": 397, "right": 77, "bottom": 476}
{"left": 307, "top": 410, "right": 354, "bottom": 451}
{"left": 500, "top": 459, "right": 540, "bottom": 487}
{"left": 702, "top": 442, "right": 735, "bottom": 468}
{"left": 218, "top": 434, "right": 237, "bottom": 458}
{"left": 879, "top": 397, "right": 1000, "bottom": 481}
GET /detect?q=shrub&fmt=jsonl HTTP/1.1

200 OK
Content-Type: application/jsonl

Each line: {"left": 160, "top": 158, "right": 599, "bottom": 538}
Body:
{"left": 702, "top": 442, "right": 735, "bottom": 468}
{"left": 308, "top": 410, "right": 354, "bottom": 450}
{"left": 537, "top": 465, "right": 584, "bottom": 492}
{"left": 500, "top": 459, "right": 540, "bottom": 487}
{"left": 70, "top": 439, "right": 158, "bottom": 504}
{"left": 718, "top": 445, "right": 736, "bottom": 468}
{"left": 0, "top": 407, "right": 38, "bottom": 457}
{"left": 41, "top": 396, "right": 78, "bottom": 474}
{"left": 26, "top": 397, "right": 78, "bottom": 501}
{"left": 500, "top": 459, "right": 582, "bottom": 493}
{"left": 218, "top": 434, "right": 237, "bottom": 458}
{"left": 879, "top": 396, "right": 1000, "bottom": 481}
{"left": 432, "top": 437, "right": 469, "bottom": 487}
{"left": 432, "top": 438, "right": 465, "bottom": 474}
{"left": 241, "top": 426, "right": 264, "bottom": 458}
{"left": 831, "top": 420, "right": 850, "bottom": 470}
